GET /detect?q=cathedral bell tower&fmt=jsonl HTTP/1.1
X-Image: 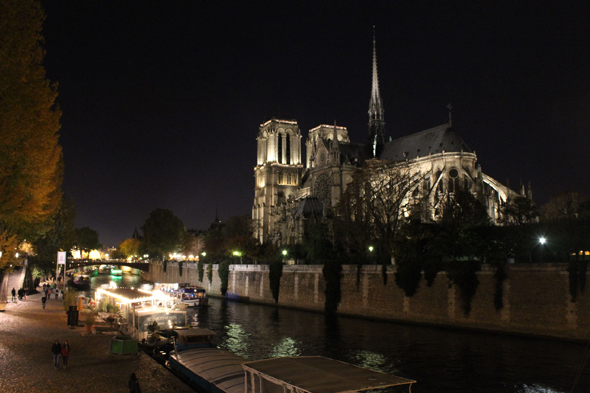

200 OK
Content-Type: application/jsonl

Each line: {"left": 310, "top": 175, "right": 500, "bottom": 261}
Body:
{"left": 252, "top": 119, "right": 303, "bottom": 243}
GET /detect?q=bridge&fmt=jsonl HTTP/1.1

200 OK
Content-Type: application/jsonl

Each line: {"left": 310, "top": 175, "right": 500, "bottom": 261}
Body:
{"left": 67, "top": 259, "right": 150, "bottom": 272}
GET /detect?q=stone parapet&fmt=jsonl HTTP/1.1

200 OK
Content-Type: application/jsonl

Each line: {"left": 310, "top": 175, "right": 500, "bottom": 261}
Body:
{"left": 143, "top": 262, "right": 590, "bottom": 341}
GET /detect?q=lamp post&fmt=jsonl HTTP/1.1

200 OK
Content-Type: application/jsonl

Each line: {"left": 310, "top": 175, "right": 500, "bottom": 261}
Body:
{"left": 232, "top": 251, "right": 243, "bottom": 264}
{"left": 539, "top": 237, "right": 546, "bottom": 263}
{"left": 368, "top": 246, "right": 374, "bottom": 264}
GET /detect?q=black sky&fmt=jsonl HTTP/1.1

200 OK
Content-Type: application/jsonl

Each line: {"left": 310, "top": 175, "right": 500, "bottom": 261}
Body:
{"left": 39, "top": 1, "right": 590, "bottom": 247}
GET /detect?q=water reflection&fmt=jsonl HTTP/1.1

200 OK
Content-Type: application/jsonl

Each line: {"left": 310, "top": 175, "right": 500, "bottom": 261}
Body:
{"left": 84, "top": 276, "right": 588, "bottom": 393}
{"left": 221, "top": 323, "right": 250, "bottom": 358}
{"left": 269, "top": 337, "right": 302, "bottom": 358}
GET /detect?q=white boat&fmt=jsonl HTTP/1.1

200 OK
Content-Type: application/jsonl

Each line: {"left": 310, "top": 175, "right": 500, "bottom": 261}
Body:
{"left": 173, "top": 286, "right": 208, "bottom": 308}
{"left": 167, "top": 329, "right": 416, "bottom": 393}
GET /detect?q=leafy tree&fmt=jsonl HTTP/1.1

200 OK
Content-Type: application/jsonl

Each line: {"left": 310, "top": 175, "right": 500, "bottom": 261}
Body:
{"left": 434, "top": 189, "right": 490, "bottom": 260}
{"left": 29, "top": 195, "right": 76, "bottom": 274}
{"left": 181, "top": 232, "right": 200, "bottom": 257}
{"left": 0, "top": 0, "right": 63, "bottom": 271}
{"left": 541, "top": 191, "right": 589, "bottom": 221}
{"left": 203, "top": 227, "right": 225, "bottom": 261}
{"left": 223, "top": 215, "right": 259, "bottom": 261}
{"left": 117, "top": 238, "right": 141, "bottom": 259}
{"left": 500, "top": 196, "right": 539, "bottom": 225}
{"left": 74, "top": 227, "right": 101, "bottom": 254}
{"left": 303, "top": 223, "right": 333, "bottom": 263}
{"left": 141, "top": 208, "right": 185, "bottom": 260}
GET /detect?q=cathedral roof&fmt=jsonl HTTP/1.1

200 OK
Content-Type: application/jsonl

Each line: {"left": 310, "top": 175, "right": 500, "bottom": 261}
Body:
{"left": 338, "top": 143, "right": 369, "bottom": 165}
{"left": 293, "top": 197, "right": 324, "bottom": 218}
{"left": 379, "top": 124, "right": 472, "bottom": 161}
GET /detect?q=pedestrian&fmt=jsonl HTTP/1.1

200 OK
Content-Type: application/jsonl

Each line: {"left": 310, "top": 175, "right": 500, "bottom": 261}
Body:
{"left": 51, "top": 340, "right": 61, "bottom": 368}
{"left": 47, "top": 288, "right": 51, "bottom": 299}
{"left": 17, "top": 288, "right": 23, "bottom": 301}
{"left": 42, "top": 295, "right": 47, "bottom": 309}
{"left": 61, "top": 341, "right": 71, "bottom": 368}
{"left": 11, "top": 287, "right": 16, "bottom": 302}
{"left": 23, "top": 288, "right": 27, "bottom": 301}
{"left": 128, "top": 373, "right": 141, "bottom": 393}
{"left": 55, "top": 289, "right": 59, "bottom": 299}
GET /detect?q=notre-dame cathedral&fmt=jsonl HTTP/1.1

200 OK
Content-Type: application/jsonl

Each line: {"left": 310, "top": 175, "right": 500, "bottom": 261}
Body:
{"left": 252, "top": 36, "right": 527, "bottom": 245}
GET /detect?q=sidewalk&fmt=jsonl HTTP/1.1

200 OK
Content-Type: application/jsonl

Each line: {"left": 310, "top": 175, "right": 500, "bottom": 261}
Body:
{"left": 0, "top": 274, "right": 194, "bottom": 393}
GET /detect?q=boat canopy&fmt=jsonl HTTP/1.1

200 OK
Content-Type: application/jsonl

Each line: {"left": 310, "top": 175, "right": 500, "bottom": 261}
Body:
{"left": 172, "top": 347, "right": 246, "bottom": 393}
{"left": 242, "top": 356, "right": 416, "bottom": 393}
{"left": 174, "top": 328, "right": 216, "bottom": 346}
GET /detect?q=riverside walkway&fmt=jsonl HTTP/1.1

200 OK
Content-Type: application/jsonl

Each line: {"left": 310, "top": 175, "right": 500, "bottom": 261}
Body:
{"left": 0, "top": 274, "right": 194, "bottom": 393}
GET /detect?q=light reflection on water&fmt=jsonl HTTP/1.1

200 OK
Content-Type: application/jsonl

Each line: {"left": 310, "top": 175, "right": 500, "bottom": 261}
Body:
{"left": 189, "top": 298, "right": 589, "bottom": 393}
{"left": 86, "top": 277, "right": 589, "bottom": 393}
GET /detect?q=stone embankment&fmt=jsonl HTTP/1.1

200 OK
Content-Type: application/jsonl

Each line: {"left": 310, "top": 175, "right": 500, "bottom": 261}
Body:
{"left": 0, "top": 272, "right": 194, "bottom": 393}
{"left": 144, "top": 261, "right": 590, "bottom": 341}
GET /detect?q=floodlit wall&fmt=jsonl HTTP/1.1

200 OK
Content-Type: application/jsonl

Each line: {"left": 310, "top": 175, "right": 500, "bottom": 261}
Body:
{"left": 143, "top": 262, "right": 590, "bottom": 341}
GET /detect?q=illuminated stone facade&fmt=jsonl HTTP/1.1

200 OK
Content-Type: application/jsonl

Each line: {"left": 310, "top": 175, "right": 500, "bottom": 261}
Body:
{"left": 252, "top": 38, "right": 526, "bottom": 245}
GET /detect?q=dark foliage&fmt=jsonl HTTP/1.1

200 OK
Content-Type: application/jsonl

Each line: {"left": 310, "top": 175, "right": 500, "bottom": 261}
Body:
{"left": 179, "top": 261, "right": 183, "bottom": 277}
{"left": 322, "top": 258, "right": 342, "bottom": 315}
{"left": 447, "top": 260, "right": 481, "bottom": 316}
{"left": 197, "top": 259, "right": 204, "bottom": 282}
{"left": 568, "top": 261, "right": 578, "bottom": 302}
{"left": 218, "top": 260, "right": 230, "bottom": 296}
{"left": 394, "top": 262, "right": 422, "bottom": 297}
{"left": 493, "top": 262, "right": 508, "bottom": 310}
{"left": 304, "top": 223, "right": 334, "bottom": 263}
{"left": 269, "top": 257, "right": 283, "bottom": 303}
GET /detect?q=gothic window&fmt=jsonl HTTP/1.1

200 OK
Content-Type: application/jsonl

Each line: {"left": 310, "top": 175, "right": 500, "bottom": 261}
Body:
{"left": 286, "top": 134, "right": 291, "bottom": 164}
{"left": 313, "top": 173, "right": 332, "bottom": 209}
{"left": 278, "top": 134, "right": 283, "bottom": 163}
{"left": 436, "top": 170, "right": 443, "bottom": 193}
{"left": 448, "top": 168, "right": 459, "bottom": 193}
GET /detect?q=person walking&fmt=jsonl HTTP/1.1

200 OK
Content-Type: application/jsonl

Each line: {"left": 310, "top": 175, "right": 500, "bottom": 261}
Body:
{"left": 42, "top": 295, "right": 47, "bottom": 309}
{"left": 61, "top": 341, "right": 71, "bottom": 368}
{"left": 128, "top": 373, "right": 141, "bottom": 393}
{"left": 11, "top": 288, "right": 16, "bottom": 302}
{"left": 51, "top": 340, "right": 61, "bottom": 368}
{"left": 55, "top": 289, "right": 59, "bottom": 299}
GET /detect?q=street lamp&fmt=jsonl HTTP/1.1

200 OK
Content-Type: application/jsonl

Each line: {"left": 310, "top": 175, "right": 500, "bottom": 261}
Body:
{"left": 539, "top": 237, "right": 546, "bottom": 262}
{"left": 232, "top": 251, "right": 243, "bottom": 264}
{"left": 282, "top": 250, "right": 288, "bottom": 256}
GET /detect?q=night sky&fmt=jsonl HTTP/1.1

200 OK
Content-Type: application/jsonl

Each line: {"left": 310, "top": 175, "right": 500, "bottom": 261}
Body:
{"left": 39, "top": 1, "right": 590, "bottom": 247}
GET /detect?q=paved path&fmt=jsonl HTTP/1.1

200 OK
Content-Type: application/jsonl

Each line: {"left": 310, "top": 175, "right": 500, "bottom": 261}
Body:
{"left": 0, "top": 273, "right": 195, "bottom": 393}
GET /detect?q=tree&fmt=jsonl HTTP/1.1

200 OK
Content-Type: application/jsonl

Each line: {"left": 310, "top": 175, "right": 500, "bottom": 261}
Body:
{"left": 540, "top": 191, "right": 589, "bottom": 221}
{"left": 435, "top": 188, "right": 491, "bottom": 260}
{"left": 501, "top": 196, "right": 539, "bottom": 225}
{"left": 29, "top": 195, "right": 76, "bottom": 274}
{"left": 223, "top": 215, "right": 259, "bottom": 261}
{"left": 0, "top": 0, "right": 63, "bottom": 271}
{"left": 118, "top": 238, "right": 141, "bottom": 259}
{"left": 335, "top": 160, "right": 429, "bottom": 256}
{"left": 141, "top": 208, "right": 185, "bottom": 259}
{"left": 74, "top": 227, "right": 101, "bottom": 254}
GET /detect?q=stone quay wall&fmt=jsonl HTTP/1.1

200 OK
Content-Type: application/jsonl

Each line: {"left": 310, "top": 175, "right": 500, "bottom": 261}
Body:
{"left": 142, "top": 261, "right": 590, "bottom": 341}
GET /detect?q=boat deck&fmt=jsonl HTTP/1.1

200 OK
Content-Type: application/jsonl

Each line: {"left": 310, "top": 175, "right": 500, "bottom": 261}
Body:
{"left": 171, "top": 347, "right": 246, "bottom": 393}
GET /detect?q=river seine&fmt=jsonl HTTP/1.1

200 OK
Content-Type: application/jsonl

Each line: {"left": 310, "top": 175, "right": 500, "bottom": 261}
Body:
{"left": 88, "top": 272, "right": 590, "bottom": 393}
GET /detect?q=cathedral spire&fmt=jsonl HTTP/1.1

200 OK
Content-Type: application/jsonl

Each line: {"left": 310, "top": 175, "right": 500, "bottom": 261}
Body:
{"left": 368, "top": 27, "right": 386, "bottom": 157}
